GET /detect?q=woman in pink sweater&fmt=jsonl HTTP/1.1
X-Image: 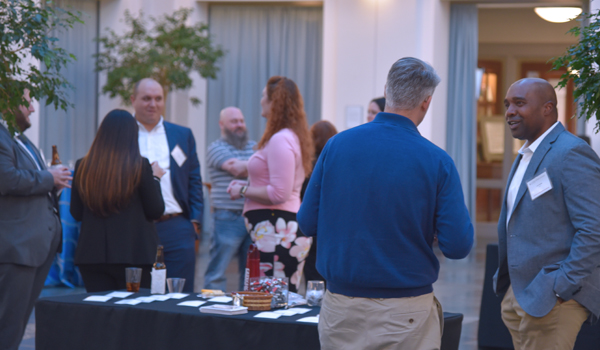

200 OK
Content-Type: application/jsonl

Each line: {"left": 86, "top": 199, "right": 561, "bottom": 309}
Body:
{"left": 228, "top": 76, "right": 314, "bottom": 292}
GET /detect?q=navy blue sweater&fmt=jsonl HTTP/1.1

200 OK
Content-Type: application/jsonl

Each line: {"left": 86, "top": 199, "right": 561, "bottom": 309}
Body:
{"left": 297, "top": 113, "right": 473, "bottom": 298}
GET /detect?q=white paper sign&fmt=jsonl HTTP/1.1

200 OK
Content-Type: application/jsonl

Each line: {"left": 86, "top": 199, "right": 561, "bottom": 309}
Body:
{"left": 288, "top": 307, "right": 311, "bottom": 314}
{"left": 105, "top": 292, "right": 133, "bottom": 298}
{"left": 254, "top": 312, "right": 282, "bottom": 319}
{"left": 84, "top": 296, "right": 112, "bottom": 302}
{"left": 136, "top": 296, "right": 157, "bottom": 303}
{"left": 273, "top": 309, "right": 302, "bottom": 316}
{"left": 115, "top": 299, "right": 142, "bottom": 305}
{"left": 171, "top": 145, "right": 187, "bottom": 167}
{"left": 297, "top": 315, "right": 320, "bottom": 323}
{"left": 527, "top": 170, "right": 553, "bottom": 201}
{"left": 177, "top": 301, "right": 206, "bottom": 307}
{"left": 151, "top": 268, "right": 166, "bottom": 294}
{"left": 208, "top": 296, "right": 233, "bottom": 303}
{"left": 166, "top": 293, "right": 189, "bottom": 299}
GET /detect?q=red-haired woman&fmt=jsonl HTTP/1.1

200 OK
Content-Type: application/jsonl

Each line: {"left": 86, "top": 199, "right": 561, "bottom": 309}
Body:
{"left": 228, "top": 76, "right": 314, "bottom": 292}
{"left": 71, "top": 109, "right": 165, "bottom": 292}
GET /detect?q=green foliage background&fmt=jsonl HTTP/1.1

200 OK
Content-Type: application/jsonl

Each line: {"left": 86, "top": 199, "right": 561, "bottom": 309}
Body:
{"left": 95, "top": 8, "right": 224, "bottom": 106}
{"left": 553, "top": 10, "right": 600, "bottom": 131}
{"left": 0, "top": 0, "right": 81, "bottom": 135}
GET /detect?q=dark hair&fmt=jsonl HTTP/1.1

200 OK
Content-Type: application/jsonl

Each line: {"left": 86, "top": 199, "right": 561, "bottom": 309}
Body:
{"left": 258, "top": 76, "right": 314, "bottom": 174}
{"left": 311, "top": 121, "right": 337, "bottom": 156}
{"left": 371, "top": 97, "right": 386, "bottom": 113}
{"left": 75, "top": 109, "right": 143, "bottom": 217}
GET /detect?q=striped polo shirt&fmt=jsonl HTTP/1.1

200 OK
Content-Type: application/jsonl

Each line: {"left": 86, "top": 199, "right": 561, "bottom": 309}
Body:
{"left": 206, "top": 138, "right": 256, "bottom": 210}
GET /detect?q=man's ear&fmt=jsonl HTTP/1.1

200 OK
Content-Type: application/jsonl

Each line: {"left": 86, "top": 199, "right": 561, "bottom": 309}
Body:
{"left": 422, "top": 96, "right": 433, "bottom": 111}
{"left": 130, "top": 94, "right": 136, "bottom": 105}
{"left": 383, "top": 84, "right": 387, "bottom": 99}
{"left": 543, "top": 101, "right": 555, "bottom": 116}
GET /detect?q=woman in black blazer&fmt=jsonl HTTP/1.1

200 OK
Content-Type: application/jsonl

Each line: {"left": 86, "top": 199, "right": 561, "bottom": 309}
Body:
{"left": 71, "top": 109, "right": 165, "bottom": 292}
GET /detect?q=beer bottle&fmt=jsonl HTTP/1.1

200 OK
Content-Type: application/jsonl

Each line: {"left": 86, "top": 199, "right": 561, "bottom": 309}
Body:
{"left": 51, "top": 145, "right": 62, "bottom": 165}
{"left": 153, "top": 245, "right": 166, "bottom": 270}
{"left": 151, "top": 245, "right": 167, "bottom": 294}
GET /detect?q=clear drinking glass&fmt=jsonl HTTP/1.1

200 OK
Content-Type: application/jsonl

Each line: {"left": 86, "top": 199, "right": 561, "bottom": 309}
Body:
{"left": 306, "top": 280, "right": 325, "bottom": 307}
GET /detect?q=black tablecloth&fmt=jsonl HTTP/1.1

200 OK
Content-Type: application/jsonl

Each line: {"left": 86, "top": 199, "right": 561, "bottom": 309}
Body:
{"left": 36, "top": 290, "right": 463, "bottom": 350}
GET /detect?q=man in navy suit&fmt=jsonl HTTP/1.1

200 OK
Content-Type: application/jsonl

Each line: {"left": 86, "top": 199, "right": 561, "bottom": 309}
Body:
{"left": 131, "top": 78, "right": 203, "bottom": 293}
{"left": 495, "top": 78, "right": 600, "bottom": 349}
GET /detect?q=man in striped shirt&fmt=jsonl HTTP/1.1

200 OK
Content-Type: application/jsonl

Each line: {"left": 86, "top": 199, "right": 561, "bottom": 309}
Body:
{"left": 204, "top": 107, "right": 256, "bottom": 291}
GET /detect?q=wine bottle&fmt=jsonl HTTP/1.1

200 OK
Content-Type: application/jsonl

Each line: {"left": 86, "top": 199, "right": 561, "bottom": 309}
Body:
{"left": 244, "top": 244, "right": 260, "bottom": 291}
{"left": 151, "top": 245, "right": 167, "bottom": 294}
{"left": 51, "top": 145, "right": 62, "bottom": 166}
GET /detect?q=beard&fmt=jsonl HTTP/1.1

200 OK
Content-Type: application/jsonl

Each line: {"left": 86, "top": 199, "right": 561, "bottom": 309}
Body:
{"left": 224, "top": 127, "right": 248, "bottom": 149}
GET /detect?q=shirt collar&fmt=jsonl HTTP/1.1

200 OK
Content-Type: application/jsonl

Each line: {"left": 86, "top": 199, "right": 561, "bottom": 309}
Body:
{"left": 136, "top": 116, "right": 164, "bottom": 133}
{"left": 372, "top": 112, "right": 420, "bottom": 134}
{"left": 518, "top": 121, "right": 560, "bottom": 155}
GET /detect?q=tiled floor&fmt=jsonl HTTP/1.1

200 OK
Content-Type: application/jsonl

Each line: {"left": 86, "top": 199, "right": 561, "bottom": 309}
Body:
{"left": 20, "top": 233, "right": 494, "bottom": 350}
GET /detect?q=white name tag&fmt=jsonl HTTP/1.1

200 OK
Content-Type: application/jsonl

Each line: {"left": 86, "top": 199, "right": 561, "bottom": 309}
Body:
{"left": 171, "top": 145, "right": 187, "bottom": 167}
{"left": 527, "top": 170, "right": 553, "bottom": 201}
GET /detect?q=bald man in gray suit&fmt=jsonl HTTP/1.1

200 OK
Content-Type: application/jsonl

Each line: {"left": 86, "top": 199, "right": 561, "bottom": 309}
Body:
{"left": 0, "top": 90, "right": 71, "bottom": 350}
{"left": 495, "top": 78, "right": 600, "bottom": 350}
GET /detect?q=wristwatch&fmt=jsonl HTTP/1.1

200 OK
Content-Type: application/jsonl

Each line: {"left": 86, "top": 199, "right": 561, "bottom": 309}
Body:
{"left": 240, "top": 185, "right": 248, "bottom": 197}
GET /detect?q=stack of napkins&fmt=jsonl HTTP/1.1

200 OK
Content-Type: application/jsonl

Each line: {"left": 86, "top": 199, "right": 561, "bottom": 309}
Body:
{"left": 199, "top": 304, "right": 248, "bottom": 315}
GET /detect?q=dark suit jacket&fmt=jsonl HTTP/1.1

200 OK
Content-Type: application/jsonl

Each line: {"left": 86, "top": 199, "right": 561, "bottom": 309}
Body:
{"left": 163, "top": 121, "right": 204, "bottom": 224}
{"left": 70, "top": 158, "right": 165, "bottom": 265}
{"left": 0, "top": 124, "right": 60, "bottom": 267}
{"left": 494, "top": 123, "right": 600, "bottom": 318}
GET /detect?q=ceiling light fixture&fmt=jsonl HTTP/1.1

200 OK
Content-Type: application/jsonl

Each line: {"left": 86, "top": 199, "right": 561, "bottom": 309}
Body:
{"left": 534, "top": 7, "right": 582, "bottom": 23}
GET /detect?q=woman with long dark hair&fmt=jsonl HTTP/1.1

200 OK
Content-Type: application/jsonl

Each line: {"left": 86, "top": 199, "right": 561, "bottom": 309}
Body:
{"left": 228, "top": 76, "right": 314, "bottom": 292}
{"left": 71, "top": 109, "right": 165, "bottom": 292}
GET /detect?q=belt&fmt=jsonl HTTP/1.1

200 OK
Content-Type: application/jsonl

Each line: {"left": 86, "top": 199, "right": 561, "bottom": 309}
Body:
{"left": 155, "top": 213, "right": 182, "bottom": 223}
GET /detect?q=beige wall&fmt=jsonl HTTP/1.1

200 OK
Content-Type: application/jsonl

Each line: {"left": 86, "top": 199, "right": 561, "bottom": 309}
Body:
{"left": 97, "top": 0, "right": 452, "bottom": 178}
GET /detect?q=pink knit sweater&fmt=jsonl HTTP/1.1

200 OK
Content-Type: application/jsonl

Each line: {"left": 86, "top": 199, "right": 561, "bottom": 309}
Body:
{"left": 244, "top": 128, "right": 305, "bottom": 214}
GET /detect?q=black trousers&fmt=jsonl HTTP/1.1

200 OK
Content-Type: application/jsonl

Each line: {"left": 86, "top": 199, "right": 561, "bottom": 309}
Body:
{"left": 0, "top": 218, "right": 61, "bottom": 350}
{"left": 78, "top": 264, "right": 153, "bottom": 293}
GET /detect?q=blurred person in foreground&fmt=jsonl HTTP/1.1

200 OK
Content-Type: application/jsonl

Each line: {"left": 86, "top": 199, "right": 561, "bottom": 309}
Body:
{"left": 71, "top": 109, "right": 165, "bottom": 292}
{"left": 367, "top": 96, "right": 385, "bottom": 122}
{"left": 298, "top": 57, "right": 473, "bottom": 350}
{"left": 300, "top": 120, "right": 338, "bottom": 286}
{"left": 131, "top": 78, "right": 204, "bottom": 293}
{"left": 204, "top": 107, "right": 256, "bottom": 291}
{"left": 0, "top": 90, "right": 71, "bottom": 350}
{"left": 494, "top": 78, "right": 600, "bottom": 350}
{"left": 228, "top": 76, "right": 314, "bottom": 293}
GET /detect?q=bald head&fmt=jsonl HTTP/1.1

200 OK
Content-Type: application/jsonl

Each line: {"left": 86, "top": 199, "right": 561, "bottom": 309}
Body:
{"left": 504, "top": 78, "right": 559, "bottom": 143}
{"left": 219, "top": 106, "right": 248, "bottom": 148}
{"left": 512, "top": 78, "right": 558, "bottom": 117}
{"left": 131, "top": 78, "right": 165, "bottom": 131}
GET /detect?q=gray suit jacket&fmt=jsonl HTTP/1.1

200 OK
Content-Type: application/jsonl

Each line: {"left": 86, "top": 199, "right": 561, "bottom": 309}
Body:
{"left": 0, "top": 123, "right": 59, "bottom": 267}
{"left": 493, "top": 123, "right": 600, "bottom": 318}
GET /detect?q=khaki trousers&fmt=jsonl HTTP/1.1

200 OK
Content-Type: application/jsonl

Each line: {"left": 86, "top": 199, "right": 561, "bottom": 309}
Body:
{"left": 501, "top": 285, "right": 589, "bottom": 350}
{"left": 318, "top": 290, "right": 443, "bottom": 350}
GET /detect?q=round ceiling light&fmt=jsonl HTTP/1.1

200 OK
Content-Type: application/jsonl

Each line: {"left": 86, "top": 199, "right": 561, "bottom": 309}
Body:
{"left": 534, "top": 7, "right": 582, "bottom": 23}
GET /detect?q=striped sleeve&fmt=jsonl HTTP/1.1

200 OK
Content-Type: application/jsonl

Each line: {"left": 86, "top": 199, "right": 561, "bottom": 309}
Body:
{"left": 207, "top": 140, "right": 235, "bottom": 170}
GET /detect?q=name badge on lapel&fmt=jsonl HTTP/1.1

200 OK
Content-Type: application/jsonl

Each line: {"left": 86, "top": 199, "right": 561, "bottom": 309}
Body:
{"left": 526, "top": 169, "right": 553, "bottom": 201}
{"left": 171, "top": 145, "right": 187, "bottom": 167}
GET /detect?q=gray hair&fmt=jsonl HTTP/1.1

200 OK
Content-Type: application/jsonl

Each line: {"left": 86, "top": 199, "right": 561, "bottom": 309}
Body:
{"left": 385, "top": 57, "right": 440, "bottom": 110}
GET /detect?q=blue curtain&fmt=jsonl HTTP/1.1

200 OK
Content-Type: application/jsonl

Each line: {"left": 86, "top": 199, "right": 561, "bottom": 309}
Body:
{"left": 39, "top": 0, "right": 98, "bottom": 166}
{"left": 446, "top": 4, "right": 478, "bottom": 225}
{"left": 207, "top": 4, "right": 323, "bottom": 145}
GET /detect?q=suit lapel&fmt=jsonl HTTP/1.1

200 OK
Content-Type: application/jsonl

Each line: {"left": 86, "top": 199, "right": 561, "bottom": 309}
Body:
{"left": 498, "top": 153, "right": 522, "bottom": 234}
{"left": 510, "top": 123, "right": 564, "bottom": 216}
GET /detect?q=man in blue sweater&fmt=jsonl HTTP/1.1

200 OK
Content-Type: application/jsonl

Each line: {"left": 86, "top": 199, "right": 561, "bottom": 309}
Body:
{"left": 298, "top": 57, "right": 474, "bottom": 350}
